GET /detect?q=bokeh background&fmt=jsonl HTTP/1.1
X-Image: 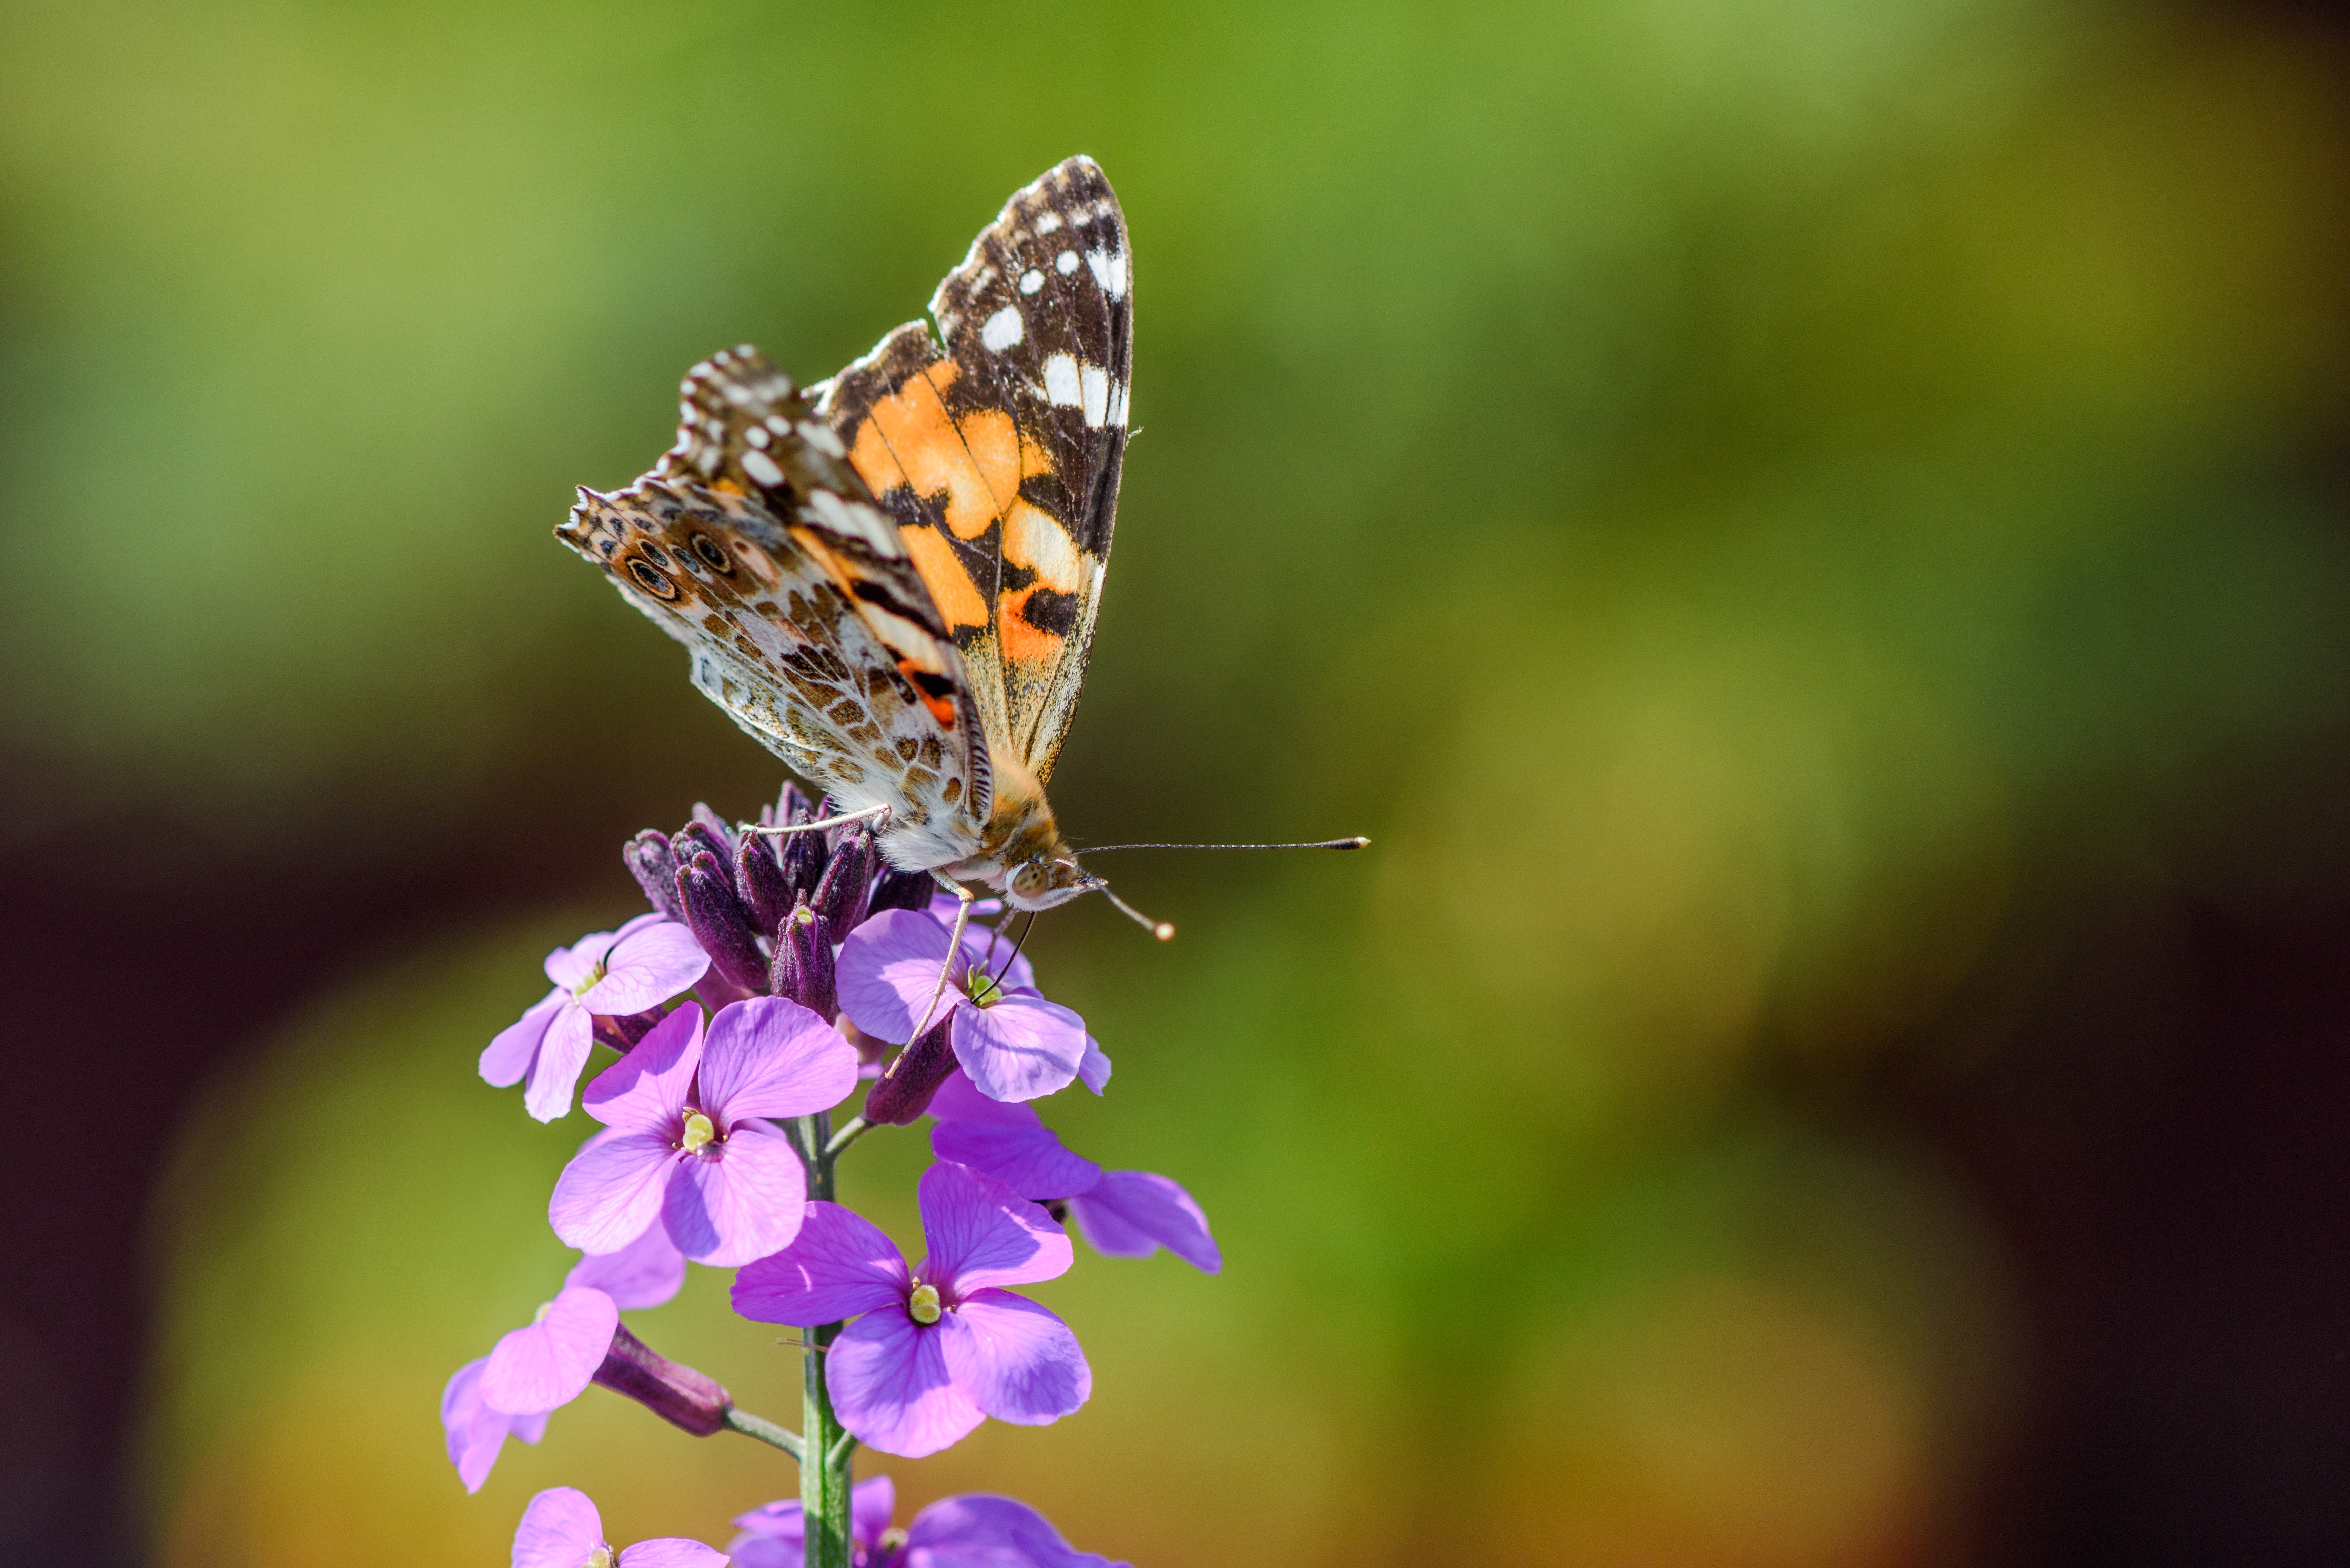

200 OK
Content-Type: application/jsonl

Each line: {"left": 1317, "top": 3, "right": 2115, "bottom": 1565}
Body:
{"left": 4, "top": 0, "right": 2350, "bottom": 1563}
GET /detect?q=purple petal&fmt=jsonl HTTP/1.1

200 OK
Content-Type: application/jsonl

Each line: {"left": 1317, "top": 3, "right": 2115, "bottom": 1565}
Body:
{"left": 583, "top": 1003, "right": 704, "bottom": 1132}
{"left": 733, "top": 1477, "right": 894, "bottom": 1554}
{"left": 581, "top": 920, "right": 711, "bottom": 1014}
{"left": 481, "top": 1287, "right": 617, "bottom": 1414}
{"left": 827, "top": 1307, "right": 985, "bottom": 1458}
{"left": 732, "top": 1201, "right": 909, "bottom": 1325}
{"left": 544, "top": 936, "right": 610, "bottom": 993}
{"left": 837, "top": 909, "right": 957, "bottom": 1044}
{"left": 925, "top": 1070, "right": 1038, "bottom": 1128}
{"left": 614, "top": 1542, "right": 729, "bottom": 1568}
{"left": 512, "top": 1486, "right": 606, "bottom": 1568}
{"left": 1068, "top": 1170, "right": 1222, "bottom": 1274}
{"left": 522, "top": 1004, "right": 598, "bottom": 1123}
{"left": 441, "top": 1358, "right": 538, "bottom": 1494}
{"left": 481, "top": 990, "right": 565, "bottom": 1089}
{"left": 937, "top": 1291, "right": 1089, "bottom": 1426}
{"left": 852, "top": 1474, "right": 898, "bottom": 1551}
{"left": 722, "top": 1535, "right": 794, "bottom": 1568}
{"left": 931, "top": 1123, "right": 1101, "bottom": 1202}
{"left": 950, "top": 995, "right": 1090, "bottom": 1104}
{"left": 1076, "top": 1036, "right": 1111, "bottom": 1095}
{"left": 926, "top": 891, "right": 1004, "bottom": 922}
{"left": 917, "top": 1163, "right": 1072, "bottom": 1298}
{"left": 550, "top": 1130, "right": 679, "bottom": 1255}
{"left": 567, "top": 1223, "right": 688, "bottom": 1310}
{"left": 661, "top": 1118, "right": 807, "bottom": 1266}
{"left": 698, "top": 998, "right": 861, "bottom": 1122}
{"left": 905, "top": 1494, "right": 1127, "bottom": 1568}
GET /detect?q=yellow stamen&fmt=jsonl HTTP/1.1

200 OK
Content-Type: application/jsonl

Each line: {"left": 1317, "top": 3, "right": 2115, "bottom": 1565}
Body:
{"left": 908, "top": 1282, "right": 942, "bottom": 1325}
{"left": 965, "top": 968, "right": 1004, "bottom": 1008}
{"left": 680, "top": 1111, "right": 716, "bottom": 1153}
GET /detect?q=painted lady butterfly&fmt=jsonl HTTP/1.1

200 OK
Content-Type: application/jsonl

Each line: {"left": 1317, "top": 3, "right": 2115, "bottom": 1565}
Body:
{"left": 559, "top": 158, "right": 1135, "bottom": 920}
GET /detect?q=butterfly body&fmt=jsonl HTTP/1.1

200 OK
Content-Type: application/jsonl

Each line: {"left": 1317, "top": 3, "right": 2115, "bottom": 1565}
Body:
{"left": 559, "top": 159, "right": 1132, "bottom": 913}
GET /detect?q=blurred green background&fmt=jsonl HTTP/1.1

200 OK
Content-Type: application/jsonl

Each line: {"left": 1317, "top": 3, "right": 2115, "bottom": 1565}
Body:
{"left": 5, "top": 0, "right": 2350, "bottom": 1564}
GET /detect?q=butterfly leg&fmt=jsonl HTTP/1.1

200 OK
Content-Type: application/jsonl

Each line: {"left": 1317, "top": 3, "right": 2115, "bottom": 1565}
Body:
{"left": 745, "top": 803, "right": 892, "bottom": 839}
{"left": 903, "top": 872, "right": 976, "bottom": 1045}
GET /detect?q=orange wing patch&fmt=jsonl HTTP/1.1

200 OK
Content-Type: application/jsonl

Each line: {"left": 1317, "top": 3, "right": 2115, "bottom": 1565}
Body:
{"left": 845, "top": 358, "right": 1059, "bottom": 644}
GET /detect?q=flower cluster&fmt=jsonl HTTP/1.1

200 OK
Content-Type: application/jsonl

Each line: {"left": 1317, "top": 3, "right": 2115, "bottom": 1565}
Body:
{"left": 443, "top": 785, "right": 1204, "bottom": 1564}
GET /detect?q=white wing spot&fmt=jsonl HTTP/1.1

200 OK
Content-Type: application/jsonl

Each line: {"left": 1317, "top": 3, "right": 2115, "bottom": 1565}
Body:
{"left": 1073, "top": 208, "right": 1094, "bottom": 226}
{"left": 797, "top": 420, "right": 846, "bottom": 458}
{"left": 807, "top": 489, "right": 904, "bottom": 557}
{"left": 1056, "top": 250, "right": 1080, "bottom": 275}
{"left": 1043, "top": 354, "right": 1082, "bottom": 409}
{"left": 1085, "top": 249, "right": 1128, "bottom": 300}
{"left": 980, "top": 306, "right": 1025, "bottom": 352}
{"left": 1079, "top": 363, "right": 1109, "bottom": 429}
{"left": 1035, "top": 212, "right": 1062, "bottom": 234}
{"left": 742, "top": 449, "right": 786, "bottom": 487}
{"left": 1019, "top": 269, "right": 1044, "bottom": 295}
{"left": 1107, "top": 378, "right": 1129, "bottom": 428}
{"left": 745, "top": 423, "right": 770, "bottom": 448}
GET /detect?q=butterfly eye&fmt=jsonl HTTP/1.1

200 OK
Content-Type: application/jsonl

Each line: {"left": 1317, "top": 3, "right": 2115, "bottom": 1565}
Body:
{"left": 626, "top": 557, "right": 681, "bottom": 600}
{"left": 689, "top": 534, "right": 731, "bottom": 572}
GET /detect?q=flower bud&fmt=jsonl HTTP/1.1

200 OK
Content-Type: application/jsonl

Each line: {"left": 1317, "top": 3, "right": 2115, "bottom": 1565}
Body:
{"left": 769, "top": 901, "right": 836, "bottom": 1022}
{"left": 861, "top": 1015, "right": 957, "bottom": 1125}
{"left": 734, "top": 831, "right": 793, "bottom": 936}
{"left": 812, "top": 826, "right": 874, "bottom": 932}
{"left": 868, "top": 866, "right": 933, "bottom": 917}
{"left": 775, "top": 780, "right": 815, "bottom": 828}
{"left": 689, "top": 802, "right": 737, "bottom": 857}
{"left": 622, "top": 832, "right": 685, "bottom": 925}
{"left": 777, "top": 814, "right": 831, "bottom": 908}
{"left": 674, "top": 819, "right": 731, "bottom": 873}
{"left": 591, "top": 1009, "right": 665, "bottom": 1054}
{"left": 678, "top": 851, "right": 768, "bottom": 993}
{"left": 591, "top": 1323, "right": 732, "bottom": 1437}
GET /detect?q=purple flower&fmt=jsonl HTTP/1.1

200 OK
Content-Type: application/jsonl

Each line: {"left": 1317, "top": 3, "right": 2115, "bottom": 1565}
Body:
{"left": 731, "top": 1162, "right": 1089, "bottom": 1457}
{"left": 442, "top": 1223, "right": 692, "bottom": 1489}
{"left": 566, "top": 1218, "right": 689, "bottom": 1308}
{"left": 726, "top": 1476, "right": 898, "bottom": 1568}
{"left": 512, "top": 1486, "right": 726, "bottom": 1568}
{"left": 441, "top": 1358, "right": 549, "bottom": 1494}
{"left": 729, "top": 1475, "right": 1130, "bottom": 1568}
{"left": 838, "top": 910, "right": 1110, "bottom": 1104}
{"left": 480, "top": 1285, "right": 618, "bottom": 1416}
{"left": 928, "top": 1073, "right": 1221, "bottom": 1274}
{"left": 483, "top": 914, "right": 711, "bottom": 1122}
{"left": 551, "top": 999, "right": 860, "bottom": 1266}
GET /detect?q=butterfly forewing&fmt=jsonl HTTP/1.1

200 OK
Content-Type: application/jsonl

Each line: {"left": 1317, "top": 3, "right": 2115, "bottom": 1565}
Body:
{"left": 813, "top": 156, "right": 1131, "bottom": 786}
{"left": 557, "top": 355, "right": 993, "bottom": 862}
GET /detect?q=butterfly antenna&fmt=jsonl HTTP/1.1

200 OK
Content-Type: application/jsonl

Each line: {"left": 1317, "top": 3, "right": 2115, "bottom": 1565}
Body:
{"left": 1077, "top": 836, "right": 1370, "bottom": 853}
{"left": 1089, "top": 880, "right": 1176, "bottom": 942}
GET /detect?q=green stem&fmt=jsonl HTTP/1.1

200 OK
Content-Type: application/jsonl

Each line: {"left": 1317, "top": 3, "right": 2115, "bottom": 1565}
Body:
{"left": 797, "top": 1109, "right": 857, "bottom": 1568}
{"left": 720, "top": 1406, "right": 803, "bottom": 1459}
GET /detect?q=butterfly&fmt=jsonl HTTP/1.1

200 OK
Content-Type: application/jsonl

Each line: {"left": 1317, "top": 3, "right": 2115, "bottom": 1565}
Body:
{"left": 558, "top": 157, "right": 1134, "bottom": 919}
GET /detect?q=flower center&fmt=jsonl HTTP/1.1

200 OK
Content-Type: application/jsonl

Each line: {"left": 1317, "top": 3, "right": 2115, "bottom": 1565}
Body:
{"left": 531, "top": 1299, "right": 555, "bottom": 1325}
{"left": 569, "top": 959, "right": 607, "bottom": 998}
{"left": 963, "top": 966, "right": 1004, "bottom": 1008}
{"left": 907, "top": 1282, "right": 943, "bottom": 1325}
{"left": 679, "top": 1111, "right": 717, "bottom": 1153}
{"left": 579, "top": 1549, "right": 614, "bottom": 1568}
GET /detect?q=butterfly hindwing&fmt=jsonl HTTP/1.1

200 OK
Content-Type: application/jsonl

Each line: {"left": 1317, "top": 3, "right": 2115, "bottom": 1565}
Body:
{"left": 558, "top": 353, "right": 993, "bottom": 861}
{"left": 813, "top": 156, "right": 1131, "bottom": 787}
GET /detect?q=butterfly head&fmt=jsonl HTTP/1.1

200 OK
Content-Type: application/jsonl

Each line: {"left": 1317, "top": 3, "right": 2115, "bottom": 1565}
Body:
{"left": 1003, "top": 852, "right": 1094, "bottom": 912}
